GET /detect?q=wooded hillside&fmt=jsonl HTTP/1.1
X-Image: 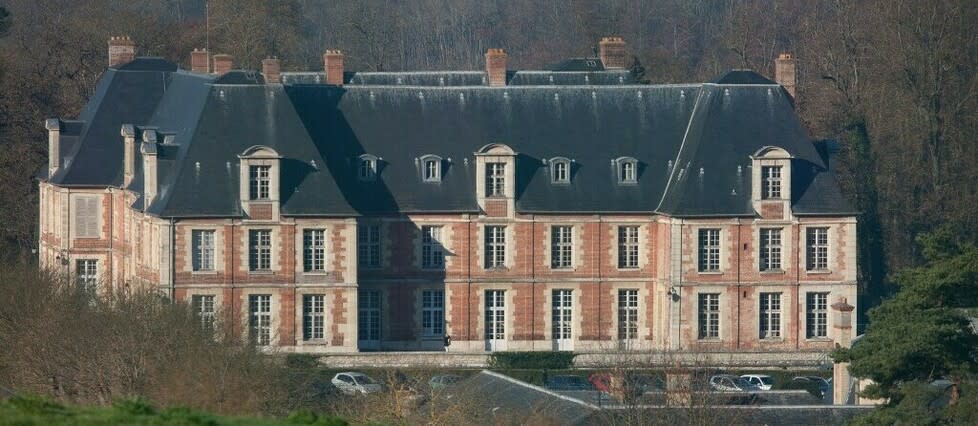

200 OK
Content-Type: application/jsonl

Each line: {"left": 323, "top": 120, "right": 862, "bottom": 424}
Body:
{"left": 1, "top": 0, "right": 975, "bottom": 309}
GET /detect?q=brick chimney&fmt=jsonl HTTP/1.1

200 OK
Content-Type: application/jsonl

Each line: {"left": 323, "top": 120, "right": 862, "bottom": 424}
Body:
{"left": 108, "top": 36, "right": 136, "bottom": 67}
{"left": 599, "top": 37, "right": 626, "bottom": 69}
{"left": 775, "top": 52, "right": 796, "bottom": 98}
{"left": 45, "top": 119, "right": 61, "bottom": 177}
{"left": 262, "top": 57, "right": 281, "bottom": 84}
{"left": 213, "top": 54, "right": 233, "bottom": 76}
{"left": 323, "top": 50, "right": 344, "bottom": 86}
{"left": 191, "top": 48, "right": 210, "bottom": 73}
{"left": 485, "top": 48, "right": 507, "bottom": 87}
{"left": 140, "top": 129, "right": 159, "bottom": 206}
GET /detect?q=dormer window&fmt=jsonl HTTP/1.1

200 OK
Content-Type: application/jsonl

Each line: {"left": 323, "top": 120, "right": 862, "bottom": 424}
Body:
{"left": 761, "top": 166, "right": 782, "bottom": 199}
{"left": 616, "top": 157, "right": 638, "bottom": 184}
{"left": 486, "top": 162, "right": 506, "bottom": 196}
{"left": 550, "top": 157, "right": 570, "bottom": 184}
{"left": 358, "top": 154, "right": 378, "bottom": 181}
{"left": 249, "top": 165, "right": 271, "bottom": 200}
{"left": 421, "top": 155, "right": 442, "bottom": 182}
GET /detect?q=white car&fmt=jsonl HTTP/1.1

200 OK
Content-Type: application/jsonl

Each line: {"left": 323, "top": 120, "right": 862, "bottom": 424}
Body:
{"left": 740, "top": 374, "right": 775, "bottom": 390}
{"left": 331, "top": 372, "right": 383, "bottom": 395}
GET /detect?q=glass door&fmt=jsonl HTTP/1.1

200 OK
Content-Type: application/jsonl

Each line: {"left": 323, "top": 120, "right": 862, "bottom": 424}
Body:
{"left": 485, "top": 290, "right": 506, "bottom": 351}
{"left": 552, "top": 289, "right": 573, "bottom": 351}
{"left": 358, "top": 290, "right": 381, "bottom": 350}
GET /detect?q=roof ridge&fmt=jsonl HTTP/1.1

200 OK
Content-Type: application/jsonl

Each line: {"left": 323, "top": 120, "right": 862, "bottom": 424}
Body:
{"left": 655, "top": 86, "right": 709, "bottom": 212}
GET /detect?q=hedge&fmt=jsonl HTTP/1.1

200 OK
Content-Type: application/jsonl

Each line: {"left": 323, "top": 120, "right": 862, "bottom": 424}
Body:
{"left": 487, "top": 351, "right": 576, "bottom": 370}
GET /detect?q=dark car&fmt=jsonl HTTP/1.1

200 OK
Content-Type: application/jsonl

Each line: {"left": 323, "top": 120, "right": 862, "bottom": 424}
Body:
{"left": 546, "top": 375, "right": 595, "bottom": 391}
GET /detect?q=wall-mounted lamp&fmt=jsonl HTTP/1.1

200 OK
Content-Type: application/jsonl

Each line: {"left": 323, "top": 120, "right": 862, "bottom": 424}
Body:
{"left": 667, "top": 287, "right": 679, "bottom": 298}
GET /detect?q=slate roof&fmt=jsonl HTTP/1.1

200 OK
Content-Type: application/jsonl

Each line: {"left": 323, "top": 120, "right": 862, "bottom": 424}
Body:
{"left": 46, "top": 57, "right": 855, "bottom": 218}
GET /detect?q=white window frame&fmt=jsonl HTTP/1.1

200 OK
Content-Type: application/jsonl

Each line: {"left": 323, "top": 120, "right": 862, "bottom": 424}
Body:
{"left": 303, "top": 294, "right": 326, "bottom": 341}
{"left": 486, "top": 162, "right": 506, "bottom": 197}
{"left": 552, "top": 289, "right": 573, "bottom": 340}
{"left": 698, "top": 228, "right": 721, "bottom": 272}
{"left": 421, "top": 225, "right": 445, "bottom": 270}
{"left": 76, "top": 259, "right": 98, "bottom": 293}
{"left": 484, "top": 225, "right": 506, "bottom": 269}
{"left": 192, "top": 295, "right": 216, "bottom": 332}
{"left": 550, "top": 158, "right": 570, "bottom": 184}
{"left": 761, "top": 165, "right": 782, "bottom": 199}
{"left": 422, "top": 290, "right": 445, "bottom": 337}
{"left": 303, "top": 229, "right": 327, "bottom": 272}
{"left": 616, "top": 157, "right": 638, "bottom": 184}
{"left": 698, "top": 293, "right": 720, "bottom": 340}
{"left": 249, "top": 294, "right": 272, "bottom": 346}
{"left": 806, "top": 227, "right": 829, "bottom": 271}
{"left": 358, "top": 155, "right": 378, "bottom": 181}
{"left": 759, "top": 228, "right": 782, "bottom": 271}
{"left": 617, "top": 225, "right": 640, "bottom": 269}
{"left": 617, "top": 289, "right": 639, "bottom": 340}
{"left": 192, "top": 229, "right": 215, "bottom": 271}
{"left": 358, "top": 224, "right": 381, "bottom": 268}
{"left": 759, "top": 292, "right": 782, "bottom": 339}
{"left": 249, "top": 165, "right": 271, "bottom": 200}
{"left": 550, "top": 225, "right": 573, "bottom": 269}
{"left": 249, "top": 229, "right": 272, "bottom": 272}
{"left": 421, "top": 155, "right": 442, "bottom": 182}
{"left": 806, "top": 292, "right": 829, "bottom": 339}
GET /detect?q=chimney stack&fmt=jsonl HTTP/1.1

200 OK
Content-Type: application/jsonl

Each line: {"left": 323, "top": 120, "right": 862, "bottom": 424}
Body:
{"left": 140, "top": 129, "right": 159, "bottom": 206}
{"left": 108, "top": 36, "right": 136, "bottom": 67}
{"left": 45, "top": 119, "right": 61, "bottom": 177}
{"left": 599, "top": 37, "right": 626, "bottom": 69}
{"left": 323, "top": 50, "right": 344, "bottom": 86}
{"left": 775, "top": 52, "right": 796, "bottom": 98}
{"left": 262, "top": 57, "right": 282, "bottom": 84}
{"left": 191, "top": 48, "right": 210, "bottom": 73}
{"left": 121, "top": 125, "right": 136, "bottom": 187}
{"left": 485, "top": 48, "right": 507, "bottom": 87}
{"left": 213, "top": 54, "right": 233, "bottom": 76}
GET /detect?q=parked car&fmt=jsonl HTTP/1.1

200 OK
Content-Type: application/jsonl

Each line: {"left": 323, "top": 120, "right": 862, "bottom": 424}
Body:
{"left": 429, "top": 374, "right": 462, "bottom": 390}
{"left": 790, "top": 376, "right": 831, "bottom": 397}
{"left": 331, "top": 372, "right": 383, "bottom": 395}
{"left": 740, "top": 374, "right": 775, "bottom": 390}
{"left": 546, "top": 375, "right": 595, "bottom": 391}
{"left": 709, "top": 374, "right": 759, "bottom": 392}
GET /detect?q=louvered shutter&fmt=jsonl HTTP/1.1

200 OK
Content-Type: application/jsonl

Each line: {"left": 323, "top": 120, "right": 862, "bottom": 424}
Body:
{"left": 75, "top": 196, "right": 99, "bottom": 238}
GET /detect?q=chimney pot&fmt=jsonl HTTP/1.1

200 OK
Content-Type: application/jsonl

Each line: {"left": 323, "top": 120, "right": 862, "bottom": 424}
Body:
{"left": 323, "top": 50, "right": 344, "bottom": 86}
{"left": 599, "top": 36, "right": 626, "bottom": 69}
{"left": 191, "top": 48, "right": 210, "bottom": 73}
{"left": 485, "top": 48, "right": 507, "bottom": 87}
{"left": 262, "top": 57, "right": 282, "bottom": 84}
{"left": 775, "top": 52, "right": 797, "bottom": 98}
{"left": 108, "top": 36, "right": 136, "bottom": 67}
{"left": 213, "top": 54, "right": 233, "bottom": 76}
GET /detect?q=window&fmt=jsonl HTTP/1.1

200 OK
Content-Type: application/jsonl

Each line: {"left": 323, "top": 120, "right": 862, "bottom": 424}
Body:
{"left": 423, "top": 157, "right": 441, "bottom": 182}
{"left": 698, "top": 293, "right": 720, "bottom": 339}
{"left": 617, "top": 157, "right": 638, "bottom": 184}
{"left": 759, "top": 228, "right": 782, "bottom": 271}
{"left": 192, "top": 230, "right": 215, "bottom": 271}
{"left": 806, "top": 227, "right": 829, "bottom": 271}
{"left": 698, "top": 228, "right": 720, "bottom": 272}
{"left": 422, "top": 290, "right": 444, "bottom": 337}
{"left": 761, "top": 166, "right": 782, "bottom": 199}
{"left": 358, "top": 224, "right": 381, "bottom": 268}
{"left": 192, "top": 295, "right": 215, "bottom": 333}
{"left": 76, "top": 259, "right": 98, "bottom": 293}
{"left": 486, "top": 162, "right": 505, "bottom": 197}
{"left": 618, "top": 289, "right": 639, "bottom": 340}
{"left": 303, "top": 294, "right": 325, "bottom": 341}
{"left": 617, "top": 226, "right": 640, "bottom": 269}
{"left": 484, "top": 225, "right": 506, "bottom": 269}
{"left": 249, "top": 230, "right": 272, "bottom": 271}
{"left": 303, "top": 229, "right": 326, "bottom": 272}
{"left": 552, "top": 289, "right": 573, "bottom": 340}
{"left": 74, "top": 196, "right": 100, "bottom": 238}
{"left": 551, "top": 159, "right": 569, "bottom": 184}
{"left": 806, "top": 292, "right": 829, "bottom": 338}
{"left": 249, "top": 294, "right": 272, "bottom": 346}
{"left": 759, "top": 292, "right": 782, "bottom": 339}
{"left": 421, "top": 225, "right": 445, "bottom": 269}
{"left": 358, "top": 156, "right": 377, "bottom": 181}
{"left": 249, "top": 165, "right": 271, "bottom": 200}
{"left": 550, "top": 225, "right": 573, "bottom": 269}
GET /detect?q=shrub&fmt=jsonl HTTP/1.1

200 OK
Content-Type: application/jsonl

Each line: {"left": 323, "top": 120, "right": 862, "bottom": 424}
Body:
{"left": 487, "top": 351, "right": 575, "bottom": 370}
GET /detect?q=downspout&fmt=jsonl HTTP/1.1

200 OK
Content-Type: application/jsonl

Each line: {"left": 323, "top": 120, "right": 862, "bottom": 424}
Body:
{"left": 736, "top": 218, "right": 742, "bottom": 350}
{"left": 678, "top": 218, "right": 684, "bottom": 351}
{"left": 169, "top": 217, "right": 176, "bottom": 300}
{"left": 597, "top": 215, "right": 602, "bottom": 341}
{"left": 795, "top": 222, "right": 801, "bottom": 350}
{"left": 530, "top": 214, "right": 535, "bottom": 349}
{"left": 467, "top": 214, "right": 472, "bottom": 343}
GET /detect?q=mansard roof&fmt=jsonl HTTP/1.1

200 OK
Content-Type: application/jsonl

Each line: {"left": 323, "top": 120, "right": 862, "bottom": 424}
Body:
{"left": 46, "top": 57, "right": 855, "bottom": 218}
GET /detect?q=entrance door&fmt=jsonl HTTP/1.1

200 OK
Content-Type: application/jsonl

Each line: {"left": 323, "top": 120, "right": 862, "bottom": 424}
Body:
{"left": 552, "top": 289, "right": 573, "bottom": 351}
{"left": 485, "top": 290, "right": 506, "bottom": 351}
{"left": 358, "top": 290, "right": 381, "bottom": 350}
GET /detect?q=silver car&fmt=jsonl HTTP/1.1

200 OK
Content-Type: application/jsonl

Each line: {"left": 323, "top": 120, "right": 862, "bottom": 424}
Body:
{"left": 709, "top": 374, "right": 759, "bottom": 392}
{"left": 331, "top": 372, "right": 383, "bottom": 395}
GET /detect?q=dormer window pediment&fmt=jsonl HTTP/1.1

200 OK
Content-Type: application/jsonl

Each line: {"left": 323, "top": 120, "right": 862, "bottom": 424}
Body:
{"left": 238, "top": 145, "right": 281, "bottom": 221}
{"left": 750, "top": 146, "right": 793, "bottom": 202}
{"left": 615, "top": 156, "right": 639, "bottom": 184}
{"left": 358, "top": 154, "right": 379, "bottom": 181}
{"left": 549, "top": 157, "right": 571, "bottom": 184}
{"left": 420, "top": 154, "right": 443, "bottom": 182}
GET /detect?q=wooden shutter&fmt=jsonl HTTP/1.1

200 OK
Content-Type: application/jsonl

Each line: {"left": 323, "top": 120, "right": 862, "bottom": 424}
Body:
{"left": 74, "top": 196, "right": 99, "bottom": 238}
